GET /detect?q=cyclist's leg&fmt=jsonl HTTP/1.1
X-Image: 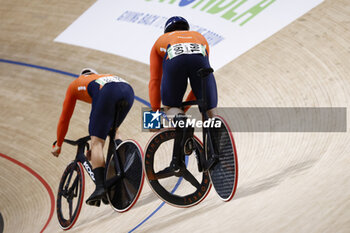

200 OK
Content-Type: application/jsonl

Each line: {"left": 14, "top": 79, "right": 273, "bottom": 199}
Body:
{"left": 88, "top": 89, "right": 109, "bottom": 205}
{"left": 161, "top": 55, "right": 192, "bottom": 167}
{"left": 89, "top": 85, "right": 116, "bottom": 165}
{"left": 113, "top": 83, "right": 134, "bottom": 143}
{"left": 188, "top": 54, "right": 218, "bottom": 117}
{"left": 87, "top": 83, "right": 130, "bottom": 205}
{"left": 161, "top": 58, "right": 187, "bottom": 110}
{"left": 90, "top": 136, "right": 105, "bottom": 168}
{"left": 85, "top": 135, "right": 106, "bottom": 206}
{"left": 207, "top": 107, "right": 218, "bottom": 118}
{"left": 163, "top": 105, "right": 195, "bottom": 168}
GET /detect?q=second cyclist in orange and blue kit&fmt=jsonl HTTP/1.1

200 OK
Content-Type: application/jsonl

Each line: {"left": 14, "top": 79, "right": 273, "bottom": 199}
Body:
{"left": 149, "top": 16, "right": 218, "bottom": 113}
{"left": 149, "top": 16, "right": 218, "bottom": 168}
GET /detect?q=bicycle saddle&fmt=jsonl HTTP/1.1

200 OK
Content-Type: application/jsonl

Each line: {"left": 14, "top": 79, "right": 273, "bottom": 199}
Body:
{"left": 197, "top": 68, "right": 214, "bottom": 78}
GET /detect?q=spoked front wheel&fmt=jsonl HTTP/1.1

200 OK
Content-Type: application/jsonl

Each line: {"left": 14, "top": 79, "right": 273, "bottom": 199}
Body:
{"left": 105, "top": 140, "right": 144, "bottom": 212}
{"left": 56, "top": 162, "right": 85, "bottom": 230}
{"left": 206, "top": 115, "right": 238, "bottom": 201}
{"left": 144, "top": 129, "right": 211, "bottom": 208}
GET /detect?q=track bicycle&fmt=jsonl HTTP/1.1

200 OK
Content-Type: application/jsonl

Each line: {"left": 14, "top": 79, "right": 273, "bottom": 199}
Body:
{"left": 144, "top": 68, "right": 238, "bottom": 207}
{"left": 54, "top": 103, "right": 144, "bottom": 230}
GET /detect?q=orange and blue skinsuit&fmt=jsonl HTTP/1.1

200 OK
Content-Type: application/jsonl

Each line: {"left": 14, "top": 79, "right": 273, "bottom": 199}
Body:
{"left": 55, "top": 74, "right": 134, "bottom": 151}
{"left": 149, "top": 30, "right": 217, "bottom": 111}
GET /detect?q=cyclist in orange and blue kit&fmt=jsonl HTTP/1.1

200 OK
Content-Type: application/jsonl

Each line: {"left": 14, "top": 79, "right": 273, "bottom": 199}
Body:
{"left": 149, "top": 16, "right": 218, "bottom": 115}
{"left": 51, "top": 68, "right": 134, "bottom": 206}
{"left": 149, "top": 16, "right": 218, "bottom": 168}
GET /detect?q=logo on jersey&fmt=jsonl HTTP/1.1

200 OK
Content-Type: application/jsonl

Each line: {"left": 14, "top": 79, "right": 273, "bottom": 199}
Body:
{"left": 143, "top": 110, "right": 162, "bottom": 129}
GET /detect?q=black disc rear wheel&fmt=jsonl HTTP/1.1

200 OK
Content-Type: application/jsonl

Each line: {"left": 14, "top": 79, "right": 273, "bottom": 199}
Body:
{"left": 206, "top": 115, "right": 238, "bottom": 201}
{"left": 105, "top": 140, "right": 144, "bottom": 212}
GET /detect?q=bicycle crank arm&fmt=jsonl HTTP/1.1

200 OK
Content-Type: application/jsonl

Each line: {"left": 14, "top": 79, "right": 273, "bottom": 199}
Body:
{"left": 180, "top": 167, "right": 201, "bottom": 189}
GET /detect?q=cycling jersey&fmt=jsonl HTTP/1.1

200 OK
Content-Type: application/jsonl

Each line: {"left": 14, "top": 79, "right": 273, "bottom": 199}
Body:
{"left": 56, "top": 74, "right": 132, "bottom": 147}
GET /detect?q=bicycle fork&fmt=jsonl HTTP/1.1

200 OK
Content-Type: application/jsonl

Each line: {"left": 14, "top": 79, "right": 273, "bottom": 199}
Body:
{"left": 202, "top": 128, "right": 219, "bottom": 172}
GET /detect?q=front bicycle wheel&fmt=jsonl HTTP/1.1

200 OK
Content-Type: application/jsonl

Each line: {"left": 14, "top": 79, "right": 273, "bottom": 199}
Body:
{"left": 206, "top": 115, "right": 238, "bottom": 201}
{"left": 56, "top": 162, "right": 85, "bottom": 230}
{"left": 105, "top": 140, "right": 144, "bottom": 212}
{"left": 144, "top": 129, "right": 211, "bottom": 208}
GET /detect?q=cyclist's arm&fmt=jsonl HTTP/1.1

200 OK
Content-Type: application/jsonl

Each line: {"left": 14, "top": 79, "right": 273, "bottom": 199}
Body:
{"left": 149, "top": 43, "right": 163, "bottom": 111}
{"left": 205, "top": 41, "right": 210, "bottom": 55}
{"left": 56, "top": 84, "right": 77, "bottom": 147}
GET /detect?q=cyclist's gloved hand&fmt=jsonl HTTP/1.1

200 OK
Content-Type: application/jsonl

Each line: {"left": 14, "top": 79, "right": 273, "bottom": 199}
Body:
{"left": 51, "top": 145, "right": 61, "bottom": 157}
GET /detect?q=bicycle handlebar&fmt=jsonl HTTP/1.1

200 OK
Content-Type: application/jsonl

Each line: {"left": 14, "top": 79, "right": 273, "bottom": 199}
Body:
{"left": 52, "top": 136, "right": 91, "bottom": 149}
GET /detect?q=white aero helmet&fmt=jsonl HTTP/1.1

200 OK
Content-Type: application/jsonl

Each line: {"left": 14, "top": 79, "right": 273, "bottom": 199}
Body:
{"left": 80, "top": 68, "right": 98, "bottom": 76}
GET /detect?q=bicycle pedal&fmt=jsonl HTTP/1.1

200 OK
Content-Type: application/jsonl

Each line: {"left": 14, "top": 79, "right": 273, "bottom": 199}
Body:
{"left": 170, "top": 163, "right": 180, "bottom": 173}
{"left": 101, "top": 195, "right": 109, "bottom": 205}
{"left": 94, "top": 200, "right": 101, "bottom": 207}
{"left": 86, "top": 199, "right": 101, "bottom": 207}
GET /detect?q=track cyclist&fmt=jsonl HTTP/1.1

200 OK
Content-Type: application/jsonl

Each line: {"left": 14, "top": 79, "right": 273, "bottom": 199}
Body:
{"left": 149, "top": 16, "right": 218, "bottom": 168}
{"left": 51, "top": 68, "right": 134, "bottom": 206}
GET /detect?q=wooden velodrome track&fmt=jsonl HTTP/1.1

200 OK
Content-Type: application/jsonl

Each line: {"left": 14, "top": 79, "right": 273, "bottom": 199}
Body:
{"left": 0, "top": 0, "right": 349, "bottom": 232}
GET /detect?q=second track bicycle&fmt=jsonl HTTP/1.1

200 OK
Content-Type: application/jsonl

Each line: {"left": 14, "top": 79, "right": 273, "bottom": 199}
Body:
{"left": 144, "top": 68, "right": 238, "bottom": 207}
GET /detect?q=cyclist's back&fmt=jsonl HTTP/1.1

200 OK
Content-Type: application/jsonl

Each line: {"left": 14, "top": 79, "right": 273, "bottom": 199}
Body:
{"left": 56, "top": 73, "right": 132, "bottom": 147}
{"left": 151, "top": 30, "right": 209, "bottom": 57}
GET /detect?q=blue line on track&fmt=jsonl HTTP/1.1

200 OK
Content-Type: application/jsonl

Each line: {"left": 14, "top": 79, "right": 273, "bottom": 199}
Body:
{"left": 135, "top": 95, "right": 151, "bottom": 107}
{"left": 0, "top": 58, "right": 183, "bottom": 232}
{"left": 129, "top": 158, "right": 187, "bottom": 233}
{"left": 0, "top": 58, "right": 150, "bottom": 106}
{"left": 0, "top": 59, "right": 78, "bottom": 78}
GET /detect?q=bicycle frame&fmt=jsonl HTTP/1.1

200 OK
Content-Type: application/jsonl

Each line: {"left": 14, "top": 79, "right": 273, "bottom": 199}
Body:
{"left": 56, "top": 101, "right": 145, "bottom": 229}
{"left": 57, "top": 101, "right": 128, "bottom": 186}
{"left": 61, "top": 136, "right": 96, "bottom": 184}
{"left": 144, "top": 67, "right": 238, "bottom": 207}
